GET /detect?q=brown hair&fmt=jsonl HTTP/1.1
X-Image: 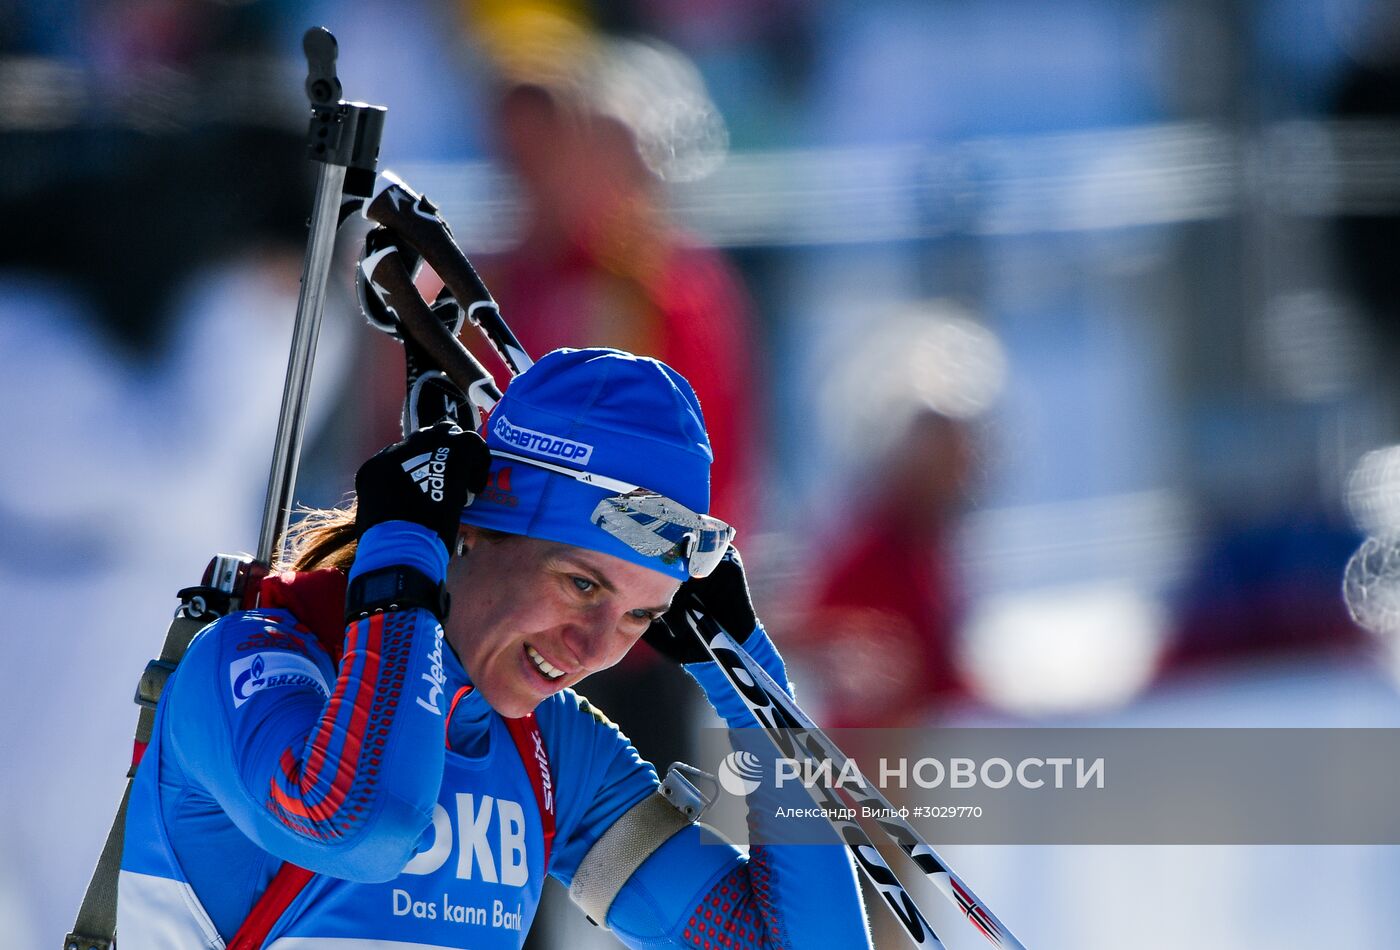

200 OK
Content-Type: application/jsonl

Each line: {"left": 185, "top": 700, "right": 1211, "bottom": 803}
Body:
{"left": 276, "top": 502, "right": 511, "bottom": 573}
{"left": 278, "top": 502, "right": 360, "bottom": 572}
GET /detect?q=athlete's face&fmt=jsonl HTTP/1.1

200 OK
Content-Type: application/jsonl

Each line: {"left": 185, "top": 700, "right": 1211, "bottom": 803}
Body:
{"left": 445, "top": 527, "right": 680, "bottom": 718}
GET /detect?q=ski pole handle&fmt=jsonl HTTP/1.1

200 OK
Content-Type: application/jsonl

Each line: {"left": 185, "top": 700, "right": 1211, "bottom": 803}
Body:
{"left": 358, "top": 238, "right": 503, "bottom": 414}
{"left": 364, "top": 172, "right": 534, "bottom": 376}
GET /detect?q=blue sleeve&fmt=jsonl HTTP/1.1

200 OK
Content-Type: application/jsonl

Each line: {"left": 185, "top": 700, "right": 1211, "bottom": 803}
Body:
{"left": 682, "top": 624, "right": 791, "bottom": 729}
{"left": 555, "top": 628, "right": 872, "bottom": 948}
{"left": 165, "top": 521, "right": 452, "bottom": 882}
{"left": 609, "top": 834, "right": 868, "bottom": 950}
{"left": 541, "top": 689, "right": 661, "bottom": 883}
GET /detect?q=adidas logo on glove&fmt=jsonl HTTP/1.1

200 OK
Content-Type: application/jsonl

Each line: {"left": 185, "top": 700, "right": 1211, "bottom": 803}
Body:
{"left": 402, "top": 446, "right": 451, "bottom": 501}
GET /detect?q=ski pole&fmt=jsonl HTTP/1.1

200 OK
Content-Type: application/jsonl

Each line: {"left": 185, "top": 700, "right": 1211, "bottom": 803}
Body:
{"left": 694, "top": 616, "right": 1026, "bottom": 949}
{"left": 692, "top": 626, "right": 951, "bottom": 947}
{"left": 254, "top": 27, "right": 386, "bottom": 566}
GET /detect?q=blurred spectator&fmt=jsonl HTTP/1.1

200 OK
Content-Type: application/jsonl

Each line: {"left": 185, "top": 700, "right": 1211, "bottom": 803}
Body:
{"left": 463, "top": 14, "right": 757, "bottom": 535}
{"left": 789, "top": 408, "right": 975, "bottom": 728}
{"left": 782, "top": 304, "right": 1007, "bottom": 729}
{"left": 432, "top": 7, "right": 762, "bottom": 767}
{"left": 488, "top": 31, "right": 751, "bottom": 756}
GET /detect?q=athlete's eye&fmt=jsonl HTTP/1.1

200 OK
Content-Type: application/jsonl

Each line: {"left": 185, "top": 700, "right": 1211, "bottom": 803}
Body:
{"left": 571, "top": 576, "right": 596, "bottom": 594}
{"left": 628, "top": 608, "right": 658, "bottom": 623}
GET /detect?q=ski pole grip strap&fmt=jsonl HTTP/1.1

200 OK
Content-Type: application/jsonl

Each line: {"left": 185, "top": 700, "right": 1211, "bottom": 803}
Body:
{"left": 568, "top": 785, "right": 707, "bottom": 928}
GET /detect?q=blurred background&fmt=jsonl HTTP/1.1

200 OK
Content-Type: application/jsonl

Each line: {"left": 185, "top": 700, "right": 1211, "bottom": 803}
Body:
{"left": 6, "top": 0, "right": 1400, "bottom": 947}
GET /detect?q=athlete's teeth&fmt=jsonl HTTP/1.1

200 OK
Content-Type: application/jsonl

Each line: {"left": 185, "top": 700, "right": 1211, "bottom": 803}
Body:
{"left": 527, "top": 645, "right": 565, "bottom": 681}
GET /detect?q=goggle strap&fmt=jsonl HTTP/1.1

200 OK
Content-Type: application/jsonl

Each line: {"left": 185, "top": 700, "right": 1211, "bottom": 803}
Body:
{"left": 491, "top": 448, "right": 735, "bottom": 576}
{"left": 490, "top": 449, "right": 640, "bottom": 495}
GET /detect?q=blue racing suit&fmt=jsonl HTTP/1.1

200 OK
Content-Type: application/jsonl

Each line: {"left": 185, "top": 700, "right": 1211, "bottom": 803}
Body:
{"left": 117, "top": 521, "right": 870, "bottom": 948}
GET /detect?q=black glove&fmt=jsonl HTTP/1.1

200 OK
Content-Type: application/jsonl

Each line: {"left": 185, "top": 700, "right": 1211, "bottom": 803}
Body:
{"left": 354, "top": 420, "right": 491, "bottom": 552}
{"left": 643, "top": 547, "right": 758, "bottom": 664}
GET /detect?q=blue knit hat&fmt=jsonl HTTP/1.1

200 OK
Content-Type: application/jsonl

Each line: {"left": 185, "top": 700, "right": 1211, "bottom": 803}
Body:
{"left": 460, "top": 348, "right": 714, "bottom": 580}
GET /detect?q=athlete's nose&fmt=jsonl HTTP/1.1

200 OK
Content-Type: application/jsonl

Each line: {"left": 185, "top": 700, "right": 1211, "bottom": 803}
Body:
{"left": 560, "top": 612, "right": 621, "bottom": 671}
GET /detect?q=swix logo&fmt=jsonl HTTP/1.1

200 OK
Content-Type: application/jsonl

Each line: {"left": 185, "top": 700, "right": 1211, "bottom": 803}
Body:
{"left": 403, "top": 446, "right": 451, "bottom": 501}
{"left": 492, "top": 415, "right": 593, "bottom": 465}
{"left": 531, "top": 731, "right": 553, "bottom": 813}
{"left": 229, "top": 652, "right": 329, "bottom": 708}
{"left": 418, "top": 623, "right": 447, "bottom": 715}
{"left": 401, "top": 793, "right": 529, "bottom": 886}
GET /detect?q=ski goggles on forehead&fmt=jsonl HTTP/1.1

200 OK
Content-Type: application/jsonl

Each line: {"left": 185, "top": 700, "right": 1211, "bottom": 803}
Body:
{"left": 489, "top": 449, "right": 735, "bottom": 578}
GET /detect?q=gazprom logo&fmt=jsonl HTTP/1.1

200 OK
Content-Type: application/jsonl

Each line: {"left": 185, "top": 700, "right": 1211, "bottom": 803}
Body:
{"left": 229, "top": 652, "right": 330, "bottom": 708}
{"left": 492, "top": 414, "right": 594, "bottom": 466}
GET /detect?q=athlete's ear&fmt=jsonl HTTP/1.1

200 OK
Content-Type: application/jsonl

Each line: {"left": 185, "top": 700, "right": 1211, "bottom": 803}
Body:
{"left": 455, "top": 524, "right": 478, "bottom": 558}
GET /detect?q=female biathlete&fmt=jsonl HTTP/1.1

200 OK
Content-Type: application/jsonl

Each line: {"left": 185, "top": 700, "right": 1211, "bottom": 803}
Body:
{"left": 116, "top": 346, "right": 872, "bottom": 948}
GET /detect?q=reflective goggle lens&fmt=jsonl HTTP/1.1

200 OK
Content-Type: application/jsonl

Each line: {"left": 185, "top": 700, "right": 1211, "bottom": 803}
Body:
{"left": 591, "top": 494, "right": 734, "bottom": 578}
